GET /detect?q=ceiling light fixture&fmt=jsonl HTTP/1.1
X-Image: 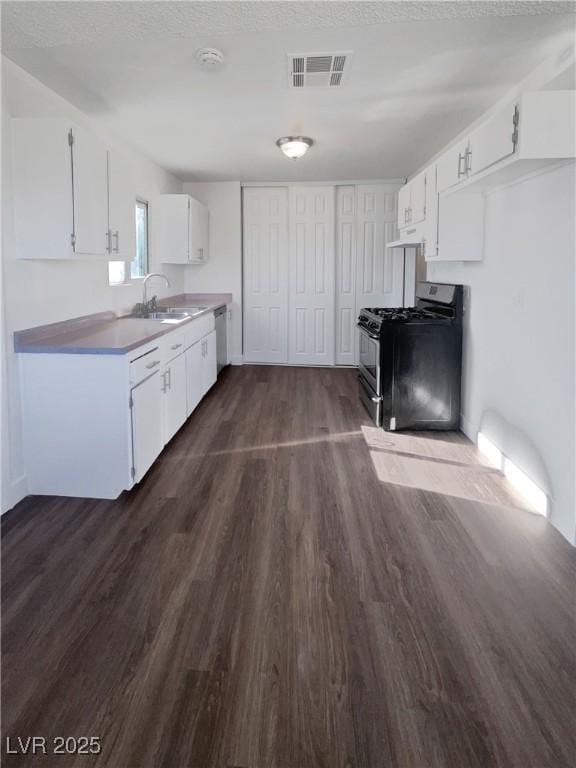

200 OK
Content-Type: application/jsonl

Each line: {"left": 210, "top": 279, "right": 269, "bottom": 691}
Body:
{"left": 276, "top": 136, "right": 313, "bottom": 160}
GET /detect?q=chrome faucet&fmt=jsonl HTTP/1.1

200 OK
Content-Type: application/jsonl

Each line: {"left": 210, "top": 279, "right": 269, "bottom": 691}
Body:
{"left": 140, "top": 273, "right": 170, "bottom": 313}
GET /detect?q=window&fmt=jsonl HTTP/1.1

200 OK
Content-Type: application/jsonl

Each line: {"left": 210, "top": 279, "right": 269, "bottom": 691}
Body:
{"left": 133, "top": 200, "right": 149, "bottom": 279}
{"left": 108, "top": 200, "right": 149, "bottom": 285}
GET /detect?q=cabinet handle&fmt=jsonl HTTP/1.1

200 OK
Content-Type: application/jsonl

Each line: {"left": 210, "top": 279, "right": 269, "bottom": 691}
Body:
{"left": 457, "top": 153, "right": 466, "bottom": 178}
{"left": 171, "top": 343, "right": 183, "bottom": 350}
{"left": 167, "top": 368, "right": 171, "bottom": 390}
{"left": 161, "top": 371, "right": 168, "bottom": 393}
{"left": 465, "top": 148, "right": 472, "bottom": 175}
{"left": 113, "top": 231, "right": 119, "bottom": 253}
{"left": 146, "top": 359, "right": 161, "bottom": 369}
{"left": 106, "top": 230, "right": 112, "bottom": 254}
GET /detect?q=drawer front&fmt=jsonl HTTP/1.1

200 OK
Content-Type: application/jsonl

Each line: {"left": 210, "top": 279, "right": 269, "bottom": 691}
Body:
{"left": 129, "top": 345, "right": 163, "bottom": 387}
{"left": 184, "top": 313, "right": 215, "bottom": 349}
{"left": 164, "top": 326, "right": 188, "bottom": 361}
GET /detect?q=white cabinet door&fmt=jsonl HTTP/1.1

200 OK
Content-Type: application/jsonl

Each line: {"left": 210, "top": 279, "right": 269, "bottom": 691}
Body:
{"left": 201, "top": 205, "right": 209, "bottom": 261}
{"left": 356, "top": 184, "right": 404, "bottom": 313}
{"left": 71, "top": 125, "right": 108, "bottom": 256}
{"left": 189, "top": 199, "right": 209, "bottom": 263}
{"left": 423, "top": 165, "right": 439, "bottom": 260}
{"left": 157, "top": 194, "right": 190, "bottom": 264}
{"left": 12, "top": 119, "right": 74, "bottom": 260}
{"left": 409, "top": 171, "right": 427, "bottom": 224}
{"left": 468, "top": 104, "right": 517, "bottom": 176}
{"left": 288, "top": 186, "right": 335, "bottom": 366}
{"left": 397, "top": 183, "right": 411, "bottom": 229}
{"left": 201, "top": 330, "right": 217, "bottom": 394}
{"left": 107, "top": 150, "right": 136, "bottom": 261}
{"left": 243, "top": 187, "right": 289, "bottom": 364}
{"left": 335, "top": 186, "right": 356, "bottom": 366}
{"left": 185, "top": 340, "right": 204, "bottom": 416}
{"left": 131, "top": 371, "right": 163, "bottom": 484}
{"left": 162, "top": 352, "right": 188, "bottom": 443}
{"left": 436, "top": 141, "right": 469, "bottom": 192}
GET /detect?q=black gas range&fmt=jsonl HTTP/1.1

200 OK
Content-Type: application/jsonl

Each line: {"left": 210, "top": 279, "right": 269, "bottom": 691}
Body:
{"left": 357, "top": 282, "right": 463, "bottom": 431}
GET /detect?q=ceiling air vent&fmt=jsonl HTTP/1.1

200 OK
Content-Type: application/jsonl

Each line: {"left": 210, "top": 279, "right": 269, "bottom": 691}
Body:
{"left": 288, "top": 52, "right": 352, "bottom": 88}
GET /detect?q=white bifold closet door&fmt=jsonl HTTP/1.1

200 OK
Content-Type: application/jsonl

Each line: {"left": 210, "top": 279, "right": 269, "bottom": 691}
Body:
{"left": 335, "top": 183, "right": 404, "bottom": 366}
{"left": 288, "top": 186, "right": 335, "bottom": 366}
{"left": 243, "top": 187, "right": 289, "bottom": 364}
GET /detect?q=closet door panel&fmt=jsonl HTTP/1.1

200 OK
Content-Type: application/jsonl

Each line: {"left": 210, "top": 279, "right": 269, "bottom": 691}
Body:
{"left": 288, "top": 187, "right": 335, "bottom": 366}
{"left": 335, "top": 186, "right": 357, "bottom": 366}
{"left": 243, "top": 188, "right": 289, "bottom": 363}
{"left": 356, "top": 184, "right": 405, "bottom": 319}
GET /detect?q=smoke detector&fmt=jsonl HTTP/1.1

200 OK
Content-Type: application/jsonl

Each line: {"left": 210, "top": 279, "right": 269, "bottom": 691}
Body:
{"left": 196, "top": 48, "right": 225, "bottom": 68}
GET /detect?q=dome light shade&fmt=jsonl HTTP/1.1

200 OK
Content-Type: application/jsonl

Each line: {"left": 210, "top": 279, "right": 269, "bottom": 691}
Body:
{"left": 276, "top": 136, "right": 313, "bottom": 160}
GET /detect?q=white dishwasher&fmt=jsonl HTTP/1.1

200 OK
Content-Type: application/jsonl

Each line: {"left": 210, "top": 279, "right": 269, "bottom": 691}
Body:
{"left": 214, "top": 305, "right": 228, "bottom": 376}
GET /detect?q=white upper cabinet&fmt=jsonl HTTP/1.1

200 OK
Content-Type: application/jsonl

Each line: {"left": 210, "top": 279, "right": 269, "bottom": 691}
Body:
{"left": 13, "top": 119, "right": 108, "bottom": 259}
{"left": 107, "top": 150, "right": 136, "bottom": 261}
{"left": 439, "top": 90, "right": 575, "bottom": 194}
{"left": 189, "top": 196, "right": 210, "bottom": 264}
{"left": 156, "top": 194, "right": 189, "bottom": 264}
{"left": 156, "top": 194, "right": 210, "bottom": 265}
{"left": 423, "top": 165, "right": 439, "bottom": 260}
{"left": 515, "top": 90, "right": 575, "bottom": 158}
{"left": 410, "top": 171, "right": 427, "bottom": 225}
{"left": 71, "top": 126, "right": 108, "bottom": 256}
{"left": 467, "top": 103, "right": 517, "bottom": 176}
{"left": 436, "top": 139, "right": 470, "bottom": 193}
{"left": 397, "top": 183, "right": 411, "bottom": 229}
{"left": 397, "top": 170, "right": 427, "bottom": 228}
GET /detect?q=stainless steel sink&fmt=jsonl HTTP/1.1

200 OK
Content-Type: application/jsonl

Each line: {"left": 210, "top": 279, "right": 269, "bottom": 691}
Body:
{"left": 138, "top": 311, "right": 191, "bottom": 322}
{"left": 164, "top": 306, "right": 208, "bottom": 313}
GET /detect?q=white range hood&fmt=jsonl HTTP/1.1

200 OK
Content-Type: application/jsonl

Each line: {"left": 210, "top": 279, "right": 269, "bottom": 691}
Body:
{"left": 387, "top": 235, "right": 423, "bottom": 249}
{"left": 387, "top": 220, "right": 425, "bottom": 249}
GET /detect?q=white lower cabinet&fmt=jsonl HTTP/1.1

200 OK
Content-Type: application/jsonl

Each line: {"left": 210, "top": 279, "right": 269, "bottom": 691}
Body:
{"left": 186, "top": 340, "right": 204, "bottom": 416}
{"left": 131, "top": 370, "right": 164, "bottom": 483}
{"left": 201, "top": 330, "right": 217, "bottom": 394}
{"left": 20, "top": 311, "right": 221, "bottom": 500}
{"left": 161, "top": 351, "right": 188, "bottom": 443}
{"left": 186, "top": 329, "right": 217, "bottom": 415}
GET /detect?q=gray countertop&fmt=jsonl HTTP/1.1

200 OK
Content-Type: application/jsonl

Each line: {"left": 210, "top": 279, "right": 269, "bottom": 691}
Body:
{"left": 14, "top": 293, "right": 232, "bottom": 355}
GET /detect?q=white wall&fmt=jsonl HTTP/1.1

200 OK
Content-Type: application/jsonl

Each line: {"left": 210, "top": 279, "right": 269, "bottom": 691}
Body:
{"left": 182, "top": 182, "right": 243, "bottom": 363}
{"left": 1, "top": 59, "right": 184, "bottom": 512}
{"left": 428, "top": 163, "right": 576, "bottom": 544}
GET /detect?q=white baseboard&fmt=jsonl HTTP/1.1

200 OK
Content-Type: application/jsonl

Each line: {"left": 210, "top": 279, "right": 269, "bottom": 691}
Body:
{"left": 460, "top": 413, "right": 477, "bottom": 442}
{"left": 1, "top": 474, "right": 28, "bottom": 515}
{"left": 230, "top": 355, "right": 244, "bottom": 366}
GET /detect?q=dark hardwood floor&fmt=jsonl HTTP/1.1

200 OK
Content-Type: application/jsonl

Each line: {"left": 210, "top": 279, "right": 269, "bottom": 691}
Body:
{"left": 2, "top": 365, "right": 575, "bottom": 768}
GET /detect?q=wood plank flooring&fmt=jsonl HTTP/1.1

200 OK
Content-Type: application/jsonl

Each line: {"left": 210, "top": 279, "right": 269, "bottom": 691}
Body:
{"left": 2, "top": 365, "right": 575, "bottom": 768}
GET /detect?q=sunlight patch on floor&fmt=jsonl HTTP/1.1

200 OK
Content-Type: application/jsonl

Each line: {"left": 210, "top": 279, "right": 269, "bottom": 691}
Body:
{"left": 180, "top": 430, "right": 365, "bottom": 459}
{"left": 362, "top": 426, "right": 540, "bottom": 513}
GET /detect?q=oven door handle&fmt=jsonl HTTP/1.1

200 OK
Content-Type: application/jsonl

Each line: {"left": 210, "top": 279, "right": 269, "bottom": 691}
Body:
{"left": 358, "top": 374, "right": 382, "bottom": 403}
{"left": 358, "top": 326, "right": 380, "bottom": 341}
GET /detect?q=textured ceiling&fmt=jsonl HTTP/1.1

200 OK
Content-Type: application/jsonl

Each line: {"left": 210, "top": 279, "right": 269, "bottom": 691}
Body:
{"left": 3, "top": 1, "right": 576, "bottom": 48}
{"left": 3, "top": 1, "right": 575, "bottom": 181}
